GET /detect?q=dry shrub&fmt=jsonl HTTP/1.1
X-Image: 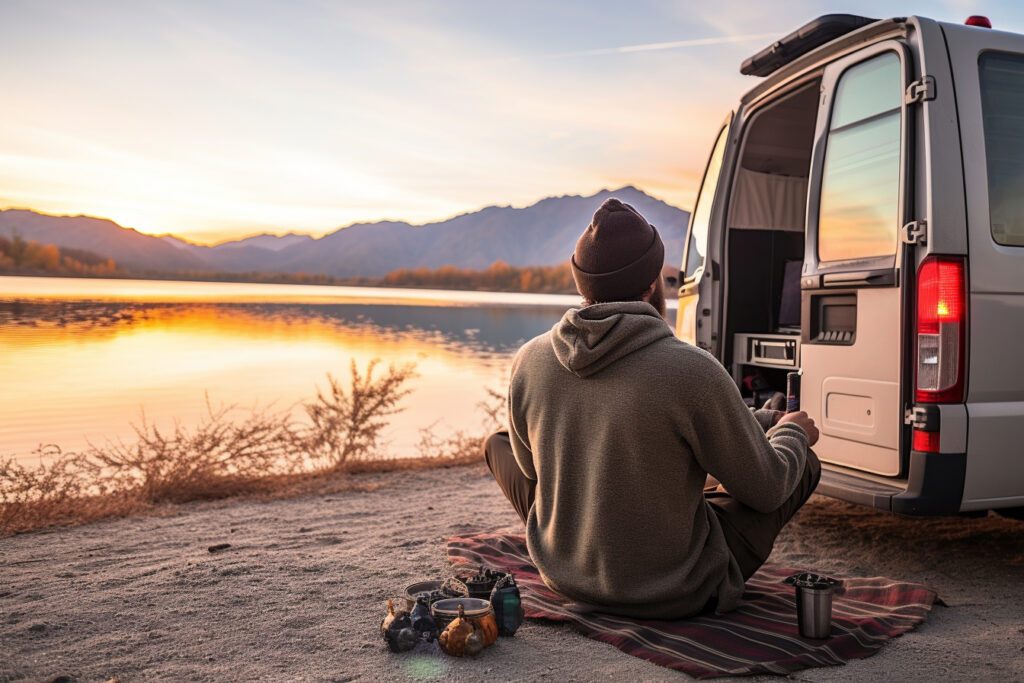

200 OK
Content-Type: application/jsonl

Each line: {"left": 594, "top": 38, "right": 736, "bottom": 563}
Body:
{"left": 0, "top": 447, "right": 139, "bottom": 534}
{"left": 0, "top": 359, "right": 422, "bottom": 536}
{"left": 302, "top": 359, "right": 416, "bottom": 469}
{"left": 415, "top": 427, "right": 486, "bottom": 464}
{"left": 415, "top": 385, "right": 507, "bottom": 462}
{"left": 75, "top": 401, "right": 303, "bottom": 504}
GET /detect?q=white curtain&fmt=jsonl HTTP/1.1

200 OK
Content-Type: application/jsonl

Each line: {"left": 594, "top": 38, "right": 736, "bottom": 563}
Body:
{"left": 729, "top": 169, "right": 807, "bottom": 232}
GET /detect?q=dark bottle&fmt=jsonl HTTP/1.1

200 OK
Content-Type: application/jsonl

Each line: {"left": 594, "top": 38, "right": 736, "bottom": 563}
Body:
{"left": 786, "top": 370, "right": 802, "bottom": 413}
{"left": 409, "top": 595, "right": 438, "bottom": 642}
{"left": 490, "top": 574, "right": 524, "bottom": 637}
{"left": 383, "top": 608, "right": 416, "bottom": 652}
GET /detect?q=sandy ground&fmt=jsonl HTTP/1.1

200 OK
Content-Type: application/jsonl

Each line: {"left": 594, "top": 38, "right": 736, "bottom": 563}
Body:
{"left": 2, "top": 464, "right": 1022, "bottom": 682}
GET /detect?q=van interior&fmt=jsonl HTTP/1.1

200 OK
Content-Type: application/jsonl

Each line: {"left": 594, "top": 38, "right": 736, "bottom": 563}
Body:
{"left": 723, "top": 80, "right": 820, "bottom": 406}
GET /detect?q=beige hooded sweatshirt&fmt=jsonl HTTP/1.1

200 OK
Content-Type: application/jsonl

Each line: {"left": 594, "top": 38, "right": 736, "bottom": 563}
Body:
{"left": 507, "top": 301, "right": 808, "bottom": 619}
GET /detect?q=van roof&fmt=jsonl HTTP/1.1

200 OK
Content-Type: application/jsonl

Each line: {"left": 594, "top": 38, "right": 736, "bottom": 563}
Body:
{"left": 741, "top": 14, "right": 878, "bottom": 76}
{"left": 739, "top": 17, "right": 910, "bottom": 106}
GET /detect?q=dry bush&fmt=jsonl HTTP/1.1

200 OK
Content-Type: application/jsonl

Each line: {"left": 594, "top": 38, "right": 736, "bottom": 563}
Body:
{"left": 479, "top": 386, "right": 507, "bottom": 430}
{"left": 0, "top": 359, "right": 507, "bottom": 536}
{"left": 301, "top": 359, "right": 416, "bottom": 470}
{"left": 415, "top": 426, "right": 485, "bottom": 463}
{"left": 0, "top": 359, "right": 422, "bottom": 536}
{"left": 75, "top": 400, "right": 304, "bottom": 504}
{"left": 0, "top": 447, "right": 138, "bottom": 535}
{"left": 415, "top": 385, "right": 508, "bottom": 462}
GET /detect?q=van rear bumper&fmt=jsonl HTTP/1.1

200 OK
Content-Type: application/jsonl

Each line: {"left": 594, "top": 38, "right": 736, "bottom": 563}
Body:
{"left": 818, "top": 451, "right": 967, "bottom": 515}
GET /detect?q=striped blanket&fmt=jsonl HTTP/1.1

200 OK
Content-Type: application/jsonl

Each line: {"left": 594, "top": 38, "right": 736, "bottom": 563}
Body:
{"left": 447, "top": 532, "right": 940, "bottom": 679}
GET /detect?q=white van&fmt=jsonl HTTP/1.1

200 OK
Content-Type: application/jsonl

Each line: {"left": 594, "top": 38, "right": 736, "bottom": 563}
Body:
{"left": 676, "top": 14, "right": 1024, "bottom": 517}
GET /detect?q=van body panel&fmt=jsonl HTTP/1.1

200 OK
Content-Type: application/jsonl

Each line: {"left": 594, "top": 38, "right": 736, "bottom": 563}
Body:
{"left": 937, "top": 403, "right": 968, "bottom": 453}
{"left": 963, "top": 293, "right": 1024, "bottom": 504}
{"left": 960, "top": 401, "right": 1024, "bottom": 506}
{"left": 942, "top": 22, "right": 1024, "bottom": 510}
{"left": 907, "top": 17, "right": 970, "bottom": 258}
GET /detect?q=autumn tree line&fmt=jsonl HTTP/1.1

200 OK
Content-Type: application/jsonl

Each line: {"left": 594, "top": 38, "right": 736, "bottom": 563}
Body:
{"left": 382, "top": 260, "right": 576, "bottom": 294}
{"left": 0, "top": 233, "right": 118, "bottom": 276}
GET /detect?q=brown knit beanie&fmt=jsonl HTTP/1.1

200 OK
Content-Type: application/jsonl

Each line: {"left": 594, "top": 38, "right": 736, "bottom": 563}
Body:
{"left": 571, "top": 198, "right": 665, "bottom": 302}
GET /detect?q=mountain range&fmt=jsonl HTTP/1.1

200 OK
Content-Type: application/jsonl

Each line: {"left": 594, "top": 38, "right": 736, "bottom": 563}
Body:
{"left": 0, "top": 187, "right": 690, "bottom": 278}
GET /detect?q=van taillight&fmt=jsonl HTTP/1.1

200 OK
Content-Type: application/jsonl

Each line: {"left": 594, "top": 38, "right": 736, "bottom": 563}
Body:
{"left": 915, "top": 256, "right": 967, "bottom": 404}
{"left": 912, "top": 428, "right": 940, "bottom": 453}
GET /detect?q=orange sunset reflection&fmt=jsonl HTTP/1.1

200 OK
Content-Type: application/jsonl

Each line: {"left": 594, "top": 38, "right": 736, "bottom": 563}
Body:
{"left": 0, "top": 303, "right": 520, "bottom": 461}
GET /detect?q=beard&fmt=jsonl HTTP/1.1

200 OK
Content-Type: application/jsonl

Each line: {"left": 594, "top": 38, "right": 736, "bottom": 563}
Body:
{"left": 647, "top": 276, "right": 667, "bottom": 319}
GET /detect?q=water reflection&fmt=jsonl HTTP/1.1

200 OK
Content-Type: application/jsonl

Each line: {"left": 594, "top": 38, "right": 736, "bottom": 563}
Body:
{"left": 0, "top": 300, "right": 562, "bottom": 462}
{"left": 1, "top": 301, "right": 555, "bottom": 358}
{"left": 1, "top": 277, "right": 676, "bottom": 464}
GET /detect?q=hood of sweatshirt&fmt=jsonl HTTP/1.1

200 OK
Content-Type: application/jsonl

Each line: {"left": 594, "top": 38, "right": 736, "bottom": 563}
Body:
{"left": 550, "top": 301, "right": 673, "bottom": 378}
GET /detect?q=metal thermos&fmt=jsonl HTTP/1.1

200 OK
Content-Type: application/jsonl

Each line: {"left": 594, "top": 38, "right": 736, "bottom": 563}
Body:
{"left": 795, "top": 582, "right": 834, "bottom": 639}
{"left": 786, "top": 370, "right": 802, "bottom": 413}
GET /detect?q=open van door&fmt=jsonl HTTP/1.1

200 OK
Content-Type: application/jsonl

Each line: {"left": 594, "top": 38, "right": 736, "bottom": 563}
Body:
{"left": 678, "top": 114, "right": 732, "bottom": 347}
{"left": 800, "top": 42, "right": 914, "bottom": 477}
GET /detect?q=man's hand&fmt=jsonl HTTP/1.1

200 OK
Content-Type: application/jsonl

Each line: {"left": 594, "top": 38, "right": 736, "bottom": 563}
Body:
{"left": 777, "top": 411, "right": 819, "bottom": 447}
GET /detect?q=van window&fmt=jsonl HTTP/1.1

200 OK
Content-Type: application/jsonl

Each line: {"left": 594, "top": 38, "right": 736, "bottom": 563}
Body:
{"left": 684, "top": 125, "right": 729, "bottom": 279}
{"left": 980, "top": 52, "right": 1024, "bottom": 247}
{"left": 817, "top": 53, "right": 902, "bottom": 263}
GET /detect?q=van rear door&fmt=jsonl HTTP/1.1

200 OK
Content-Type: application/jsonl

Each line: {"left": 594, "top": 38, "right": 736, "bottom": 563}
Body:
{"left": 800, "top": 41, "right": 914, "bottom": 477}
{"left": 942, "top": 22, "right": 1024, "bottom": 510}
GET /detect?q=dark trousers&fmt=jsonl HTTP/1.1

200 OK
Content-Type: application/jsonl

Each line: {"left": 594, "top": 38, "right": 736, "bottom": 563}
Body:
{"left": 482, "top": 431, "right": 821, "bottom": 580}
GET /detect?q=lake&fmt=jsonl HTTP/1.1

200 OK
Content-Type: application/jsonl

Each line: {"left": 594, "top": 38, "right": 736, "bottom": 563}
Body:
{"left": 1, "top": 276, "right": 675, "bottom": 465}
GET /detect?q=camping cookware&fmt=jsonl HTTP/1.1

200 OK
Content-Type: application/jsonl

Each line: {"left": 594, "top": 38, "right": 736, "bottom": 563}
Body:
{"left": 438, "top": 604, "right": 486, "bottom": 657}
{"left": 464, "top": 565, "right": 504, "bottom": 600}
{"left": 430, "top": 597, "right": 498, "bottom": 646}
{"left": 380, "top": 599, "right": 417, "bottom": 652}
{"left": 405, "top": 577, "right": 469, "bottom": 605}
{"left": 785, "top": 572, "right": 842, "bottom": 639}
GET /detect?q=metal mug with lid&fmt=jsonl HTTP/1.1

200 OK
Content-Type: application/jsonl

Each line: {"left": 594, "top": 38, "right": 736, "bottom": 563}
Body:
{"left": 785, "top": 572, "right": 842, "bottom": 639}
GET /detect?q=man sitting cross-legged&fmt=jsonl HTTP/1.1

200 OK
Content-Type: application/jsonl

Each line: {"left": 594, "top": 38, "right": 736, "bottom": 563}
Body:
{"left": 484, "top": 198, "right": 820, "bottom": 619}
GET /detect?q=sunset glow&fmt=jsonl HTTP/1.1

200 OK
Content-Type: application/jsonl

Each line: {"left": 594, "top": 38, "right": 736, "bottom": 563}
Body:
{"left": 0, "top": 1, "right": 786, "bottom": 242}
{"left": 3, "top": 2, "right": 1022, "bottom": 243}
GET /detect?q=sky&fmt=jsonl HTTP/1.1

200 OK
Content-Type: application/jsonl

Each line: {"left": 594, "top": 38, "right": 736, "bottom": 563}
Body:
{"left": 2, "top": 0, "right": 1022, "bottom": 243}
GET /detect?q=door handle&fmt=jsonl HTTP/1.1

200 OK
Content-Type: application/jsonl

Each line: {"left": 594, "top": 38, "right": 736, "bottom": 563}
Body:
{"left": 821, "top": 269, "right": 897, "bottom": 288}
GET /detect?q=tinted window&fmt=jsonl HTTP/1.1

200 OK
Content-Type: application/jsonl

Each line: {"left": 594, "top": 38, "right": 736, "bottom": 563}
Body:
{"left": 980, "top": 52, "right": 1024, "bottom": 247}
{"left": 818, "top": 53, "right": 902, "bottom": 263}
{"left": 684, "top": 125, "right": 729, "bottom": 278}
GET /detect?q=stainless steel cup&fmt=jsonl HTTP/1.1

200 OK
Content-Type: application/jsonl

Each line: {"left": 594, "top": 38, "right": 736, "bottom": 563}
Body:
{"left": 795, "top": 583, "right": 834, "bottom": 639}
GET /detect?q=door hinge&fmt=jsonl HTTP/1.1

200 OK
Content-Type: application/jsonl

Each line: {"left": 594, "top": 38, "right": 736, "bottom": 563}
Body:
{"left": 905, "top": 405, "right": 940, "bottom": 430}
{"left": 905, "top": 76, "right": 936, "bottom": 104}
{"left": 901, "top": 219, "right": 928, "bottom": 245}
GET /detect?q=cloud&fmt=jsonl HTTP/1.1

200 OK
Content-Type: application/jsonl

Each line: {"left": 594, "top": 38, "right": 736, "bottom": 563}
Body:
{"left": 540, "top": 32, "right": 781, "bottom": 59}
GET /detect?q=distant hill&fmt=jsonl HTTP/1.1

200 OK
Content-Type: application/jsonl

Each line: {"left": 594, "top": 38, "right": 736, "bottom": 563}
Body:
{"left": 0, "top": 210, "right": 209, "bottom": 273}
{"left": 222, "top": 233, "right": 314, "bottom": 252}
{"left": 0, "top": 187, "right": 690, "bottom": 278}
